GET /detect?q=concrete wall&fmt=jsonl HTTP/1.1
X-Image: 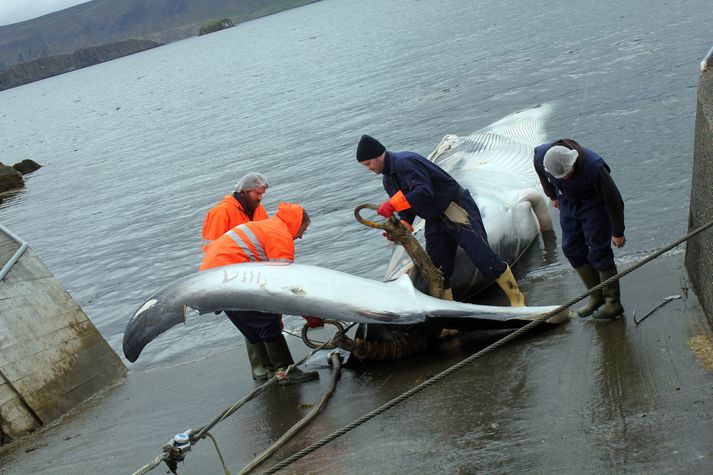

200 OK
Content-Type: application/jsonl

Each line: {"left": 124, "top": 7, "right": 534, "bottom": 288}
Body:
{"left": 686, "top": 65, "right": 713, "bottom": 326}
{"left": 0, "top": 226, "right": 125, "bottom": 444}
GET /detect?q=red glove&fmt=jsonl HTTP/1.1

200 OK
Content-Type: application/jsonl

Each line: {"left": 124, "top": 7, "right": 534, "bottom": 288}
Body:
{"left": 377, "top": 200, "right": 396, "bottom": 218}
{"left": 303, "top": 316, "right": 324, "bottom": 328}
{"left": 383, "top": 220, "right": 414, "bottom": 241}
{"left": 399, "top": 220, "right": 414, "bottom": 233}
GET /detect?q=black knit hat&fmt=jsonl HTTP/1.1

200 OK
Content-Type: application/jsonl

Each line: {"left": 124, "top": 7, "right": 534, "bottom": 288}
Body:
{"left": 356, "top": 135, "right": 386, "bottom": 162}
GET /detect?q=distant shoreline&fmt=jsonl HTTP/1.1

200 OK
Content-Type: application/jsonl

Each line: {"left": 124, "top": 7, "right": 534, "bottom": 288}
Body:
{"left": 0, "top": 0, "right": 322, "bottom": 76}
{"left": 0, "top": 39, "right": 162, "bottom": 91}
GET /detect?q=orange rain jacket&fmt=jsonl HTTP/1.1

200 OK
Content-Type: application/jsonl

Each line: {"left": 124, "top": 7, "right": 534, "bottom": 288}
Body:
{"left": 201, "top": 195, "right": 269, "bottom": 252}
{"left": 200, "top": 202, "right": 304, "bottom": 271}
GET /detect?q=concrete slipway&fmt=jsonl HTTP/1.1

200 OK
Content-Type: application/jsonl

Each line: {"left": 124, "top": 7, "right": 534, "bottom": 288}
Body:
{"left": 0, "top": 249, "right": 712, "bottom": 474}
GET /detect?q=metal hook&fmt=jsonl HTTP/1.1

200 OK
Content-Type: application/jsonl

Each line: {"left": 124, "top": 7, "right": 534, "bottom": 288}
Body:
{"left": 633, "top": 295, "right": 681, "bottom": 325}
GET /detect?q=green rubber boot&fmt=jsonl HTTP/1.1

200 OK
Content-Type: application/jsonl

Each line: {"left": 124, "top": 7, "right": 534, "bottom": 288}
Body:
{"left": 574, "top": 264, "right": 604, "bottom": 317}
{"left": 592, "top": 266, "right": 624, "bottom": 320}
{"left": 264, "top": 335, "right": 318, "bottom": 384}
{"left": 245, "top": 341, "right": 270, "bottom": 381}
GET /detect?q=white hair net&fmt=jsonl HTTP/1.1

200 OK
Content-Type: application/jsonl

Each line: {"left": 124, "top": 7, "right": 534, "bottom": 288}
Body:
{"left": 234, "top": 172, "right": 269, "bottom": 192}
{"left": 544, "top": 146, "right": 579, "bottom": 178}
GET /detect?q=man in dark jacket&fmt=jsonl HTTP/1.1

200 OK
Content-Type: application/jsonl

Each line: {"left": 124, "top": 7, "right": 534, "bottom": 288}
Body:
{"left": 533, "top": 139, "right": 626, "bottom": 319}
{"left": 357, "top": 134, "right": 526, "bottom": 306}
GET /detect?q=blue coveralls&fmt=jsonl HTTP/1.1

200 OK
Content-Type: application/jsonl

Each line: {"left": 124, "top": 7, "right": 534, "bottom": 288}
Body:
{"left": 225, "top": 311, "right": 282, "bottom": 343}
{"left": 223, "top": 194, "right": 282, "bottom": 344}
{"left": 534, "top": 144, "right": 615, "bottom": 270}
{"left": 381, "top": 151, "right": 506, "bottom": 286}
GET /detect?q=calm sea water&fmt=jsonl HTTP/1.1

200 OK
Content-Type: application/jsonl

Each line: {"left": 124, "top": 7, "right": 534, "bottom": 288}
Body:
{"left": 1, "top": 0, "right": 710, "bottom": 368}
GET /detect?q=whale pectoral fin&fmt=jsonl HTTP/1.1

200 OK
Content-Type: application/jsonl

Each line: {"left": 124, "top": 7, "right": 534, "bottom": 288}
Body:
{"left": 521, "top": 188, "right": 553, "bottom": 232}
{"left": 427, "top": 134, "right": 459, "bottom": 161}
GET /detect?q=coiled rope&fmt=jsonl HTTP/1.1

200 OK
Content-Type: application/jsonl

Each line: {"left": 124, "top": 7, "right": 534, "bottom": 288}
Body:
{"left": 263, "top": 218, "right": 713, "bottom": 473}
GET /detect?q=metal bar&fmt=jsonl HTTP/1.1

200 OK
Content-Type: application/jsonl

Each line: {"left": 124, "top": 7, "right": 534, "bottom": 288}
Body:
{"left": 701, "top": 45, "right": 713, "bottom": 72}
{"left": 0, "top": 243, "right": 28, "bottom": 282}
{"left": 0, "top": 223, "right": 29, "bottom": 282}
{"left": 0, "top": 223, "right": 24, "bottom": 243}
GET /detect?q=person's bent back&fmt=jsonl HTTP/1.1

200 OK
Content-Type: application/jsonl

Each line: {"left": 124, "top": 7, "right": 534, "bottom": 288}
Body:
{"left": 199, "top": 201, "right": 316, "bottom": 384}
{"left": 201, "top": 201, "right": 306, "bottom": 271}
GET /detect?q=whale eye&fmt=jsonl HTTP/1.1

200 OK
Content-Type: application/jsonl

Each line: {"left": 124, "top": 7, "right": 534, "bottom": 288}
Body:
{"left": 289, "top": 287, "right": 305, "bottom": 295}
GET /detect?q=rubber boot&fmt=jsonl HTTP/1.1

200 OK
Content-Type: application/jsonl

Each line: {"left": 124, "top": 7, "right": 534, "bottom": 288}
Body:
{"left": 245, "top": 341, "right": 270, "bottom": 381}
{"left": 495, "top": 265, "right": 526, "bottom": 307}
{"left": 574, "top": 264, "right": 604, "bottom": 317}
{"left": 591, "top": 266, "right": 624, "bottom": 320}
{"left": 442, "top": 288, "right": 454, "bottom": 301}
{"left": 264, "top": 335, "right": 318, "bottom": 384}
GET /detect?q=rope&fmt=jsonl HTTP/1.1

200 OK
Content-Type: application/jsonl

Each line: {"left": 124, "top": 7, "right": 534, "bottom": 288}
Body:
{"left": 131, "top": 323, "right": 355, "bottom": 474}
{"left": 205, "top": 431, "right": 232, "bottom": 475}
{"left": 264, "top": 218, "right": 713, "bottom": 473}
{"left": 192, "top": 376, "right": 279, "bottom": 442}
{"left": 238, "top": 352, "right": 343, "bottom": 474}
{"left": 131, "top": 453, "right": 168, "bottom": 475}
{"left": 355, "top": 203, "right": 444, "bottom": 298}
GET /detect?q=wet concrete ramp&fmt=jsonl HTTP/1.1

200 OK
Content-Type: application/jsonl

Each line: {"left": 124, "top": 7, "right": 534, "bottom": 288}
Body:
{"left": 0, "top": 252, "right": 711, "bottom": 473}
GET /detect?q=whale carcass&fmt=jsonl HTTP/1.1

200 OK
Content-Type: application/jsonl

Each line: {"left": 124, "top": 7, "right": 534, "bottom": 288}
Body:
{"left": 122, "top": 105, "right": 562, "bottom": 362}
{"left": 384, "top": 105, "right": 554, "bottom": 300}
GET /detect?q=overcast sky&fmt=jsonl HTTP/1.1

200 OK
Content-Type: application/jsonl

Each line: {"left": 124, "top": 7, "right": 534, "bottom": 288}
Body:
{"left": 0, "top": 0, "right": 91, "bottom": 26}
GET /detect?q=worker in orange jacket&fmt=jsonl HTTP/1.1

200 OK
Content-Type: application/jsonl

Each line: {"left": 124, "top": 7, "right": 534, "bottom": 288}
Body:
{"left": 201, "top": 172, "right": 274, "bottom": 380}
{"left": 201, "top": 202, "right": 318, "bottom": 383}
{"left": 201, "top": 172, "right": 270, "bottom": 253}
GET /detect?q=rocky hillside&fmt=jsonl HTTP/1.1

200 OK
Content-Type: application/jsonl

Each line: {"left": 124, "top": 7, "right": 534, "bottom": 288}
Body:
{"left": 0, "top": 0, "right": 320, "bottom": 69}
{"left": 0, "top": 39, "right": 161, "bottom": 91}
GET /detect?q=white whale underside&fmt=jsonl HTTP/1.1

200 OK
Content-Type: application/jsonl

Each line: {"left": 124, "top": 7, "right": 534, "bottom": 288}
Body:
{"left": 384, "top": 104, "right": 554, "bottom": 297}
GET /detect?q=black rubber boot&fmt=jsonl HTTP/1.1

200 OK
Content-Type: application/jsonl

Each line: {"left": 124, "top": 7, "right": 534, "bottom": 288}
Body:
{"left": 264, "top": 335, "right": 318, "bottom": 384}
{"left": 574, "top": 264, "right": 604, "bottom": 317}
{"left": 592, "top": 266, "right": 624, "bottom": 320}
{"left": 245, "top": 341, "right": 270, "bottom": 381}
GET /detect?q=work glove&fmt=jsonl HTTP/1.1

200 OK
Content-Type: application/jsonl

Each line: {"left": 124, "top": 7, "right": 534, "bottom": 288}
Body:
{"left": 302, "top": 316, "right": 325, "bottom": 328}
{"left": 383, "top": 220, "right": 414, "bottom": 241}
{"left": 377, "top": 200, "right": 396, "bottom": 218}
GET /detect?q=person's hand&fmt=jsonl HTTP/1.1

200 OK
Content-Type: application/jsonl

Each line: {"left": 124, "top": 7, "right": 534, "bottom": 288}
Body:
{"left": 398, "top": 220, "right": 414, "bottom": 233}
{"left": 377, "top": 200, "right": 396, "bottom": 218}
{"left": 551, "top": 199, "right": 560, "bottom": 209}
{"left": 612, "top": 235, "right": 626, "bottom": 248}
{"left": 383, "top": 220, "right": 413, "bottom": 241}
{"left": 302, "top": 316, "right": 324, "bottom": 328}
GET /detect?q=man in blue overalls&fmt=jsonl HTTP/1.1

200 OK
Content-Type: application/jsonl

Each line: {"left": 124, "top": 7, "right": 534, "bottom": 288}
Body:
{"left": 356, "top": 134, "right": 526, "bottom": 306}
{"left": 534, "top": 139, "right": 626, "bottom": 319}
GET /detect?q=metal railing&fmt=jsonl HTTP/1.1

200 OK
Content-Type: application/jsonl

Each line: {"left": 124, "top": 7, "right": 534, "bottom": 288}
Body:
{"left": 0, "top": 223, "right": 29, "bottom": 282}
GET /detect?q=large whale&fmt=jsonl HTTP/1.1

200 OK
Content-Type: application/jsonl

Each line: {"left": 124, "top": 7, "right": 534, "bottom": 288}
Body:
{"left": 123, "top": 105, "right": 562, "bottom": 362}
{"left": 383, "top": 105, "right": 554, "bottom": 300}
{"left": 123, "top": 262, "right": 562, "bottom": 362}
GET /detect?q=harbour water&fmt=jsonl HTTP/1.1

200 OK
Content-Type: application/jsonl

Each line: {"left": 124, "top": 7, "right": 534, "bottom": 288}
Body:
{"left": 1, "top": 1, "right": 713, "bottom": 472}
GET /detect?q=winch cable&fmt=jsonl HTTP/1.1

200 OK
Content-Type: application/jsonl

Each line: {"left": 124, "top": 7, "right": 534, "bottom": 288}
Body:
{"left": 264, "top": 219, "right": 713, "bottom": 474}
{"left": 131, "top": 323, "right": 355, "bottom": 475}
